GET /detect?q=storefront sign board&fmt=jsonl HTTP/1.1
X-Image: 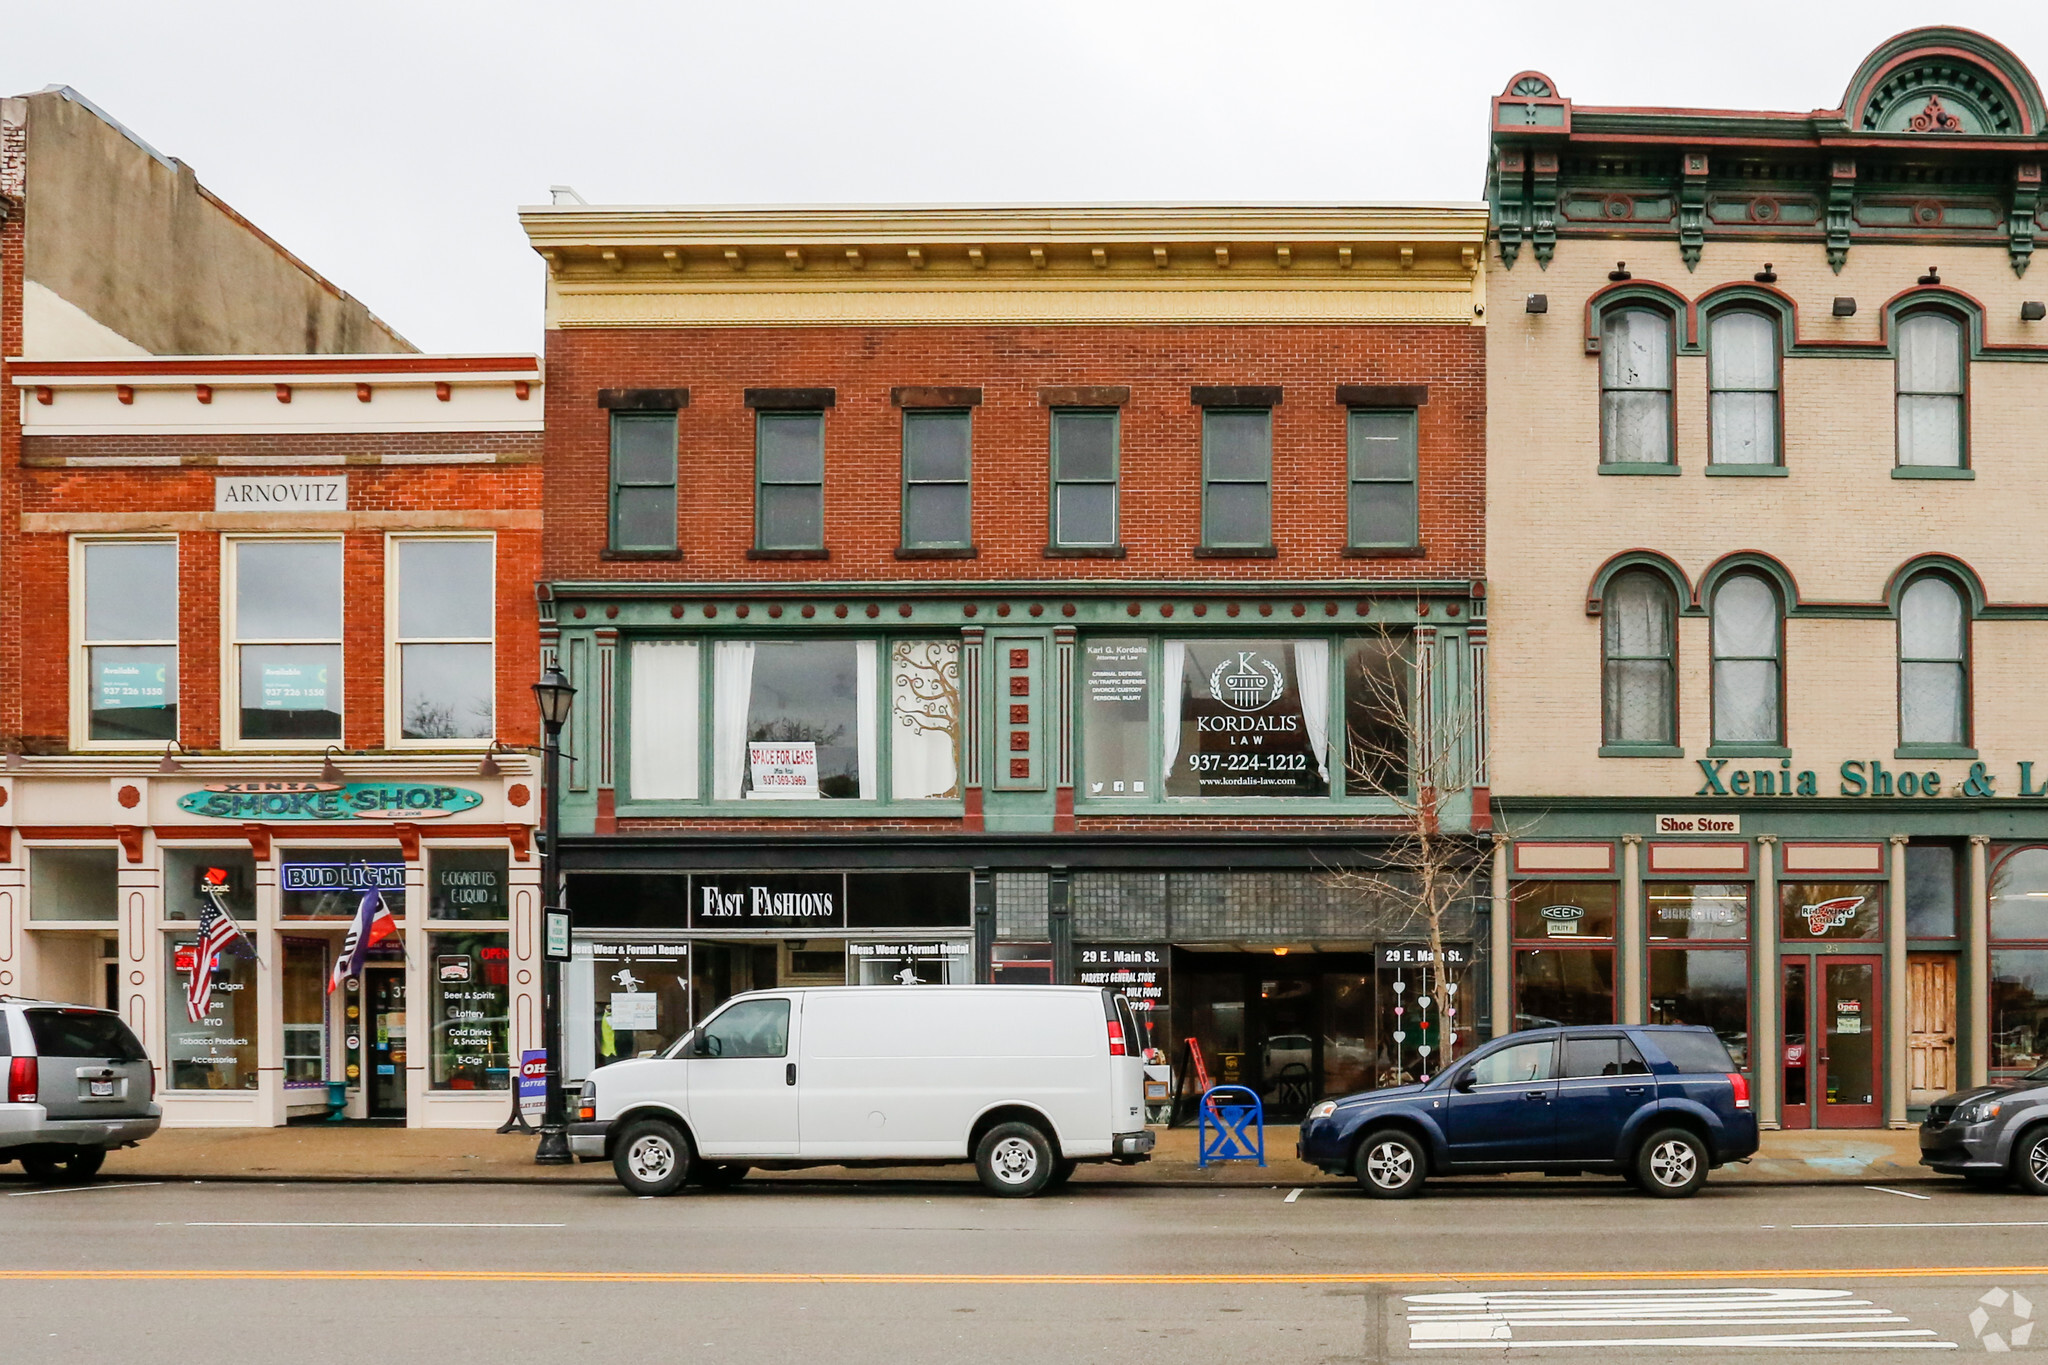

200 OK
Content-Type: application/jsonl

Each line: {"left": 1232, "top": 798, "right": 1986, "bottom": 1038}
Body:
{"left": 177, "top": 781, "right": 484, "bottom": 821}
{"left": 215, "top": 475, "right": 347, "bottom": 512}
{"left": 692, "top": 874, "right": 844, "bottom": 930}
{"left": 544, "top": 912, "right": 571, "bottom": 961}
{"left": 1654, "top": 814, "right": 1740, "bottom": 835}
{"left": 518, "top": 1050, "right": 547, "bottom": 1123}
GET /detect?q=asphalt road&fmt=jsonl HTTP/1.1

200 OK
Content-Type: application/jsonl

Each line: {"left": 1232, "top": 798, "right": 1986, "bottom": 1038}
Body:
{"left": 3, "top": 1173, "right": 2046, "bottom": 1362}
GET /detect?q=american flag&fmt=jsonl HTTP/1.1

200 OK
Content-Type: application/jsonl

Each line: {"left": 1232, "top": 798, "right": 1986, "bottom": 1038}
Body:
{"left": 186, "top": 878, "right": 254, "bottom": 1023}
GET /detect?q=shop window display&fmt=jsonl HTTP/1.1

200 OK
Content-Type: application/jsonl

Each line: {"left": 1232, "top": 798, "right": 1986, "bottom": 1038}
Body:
{"left": 165, "top": 932, "right": 258, "bottom": 1090}
{"left": 1081, "top": 638, "right": 1151, "bottom": 798}
{"left": 1649, "top": 950, "right": 1751, "bottom": 1068}
{"left": 428, "top": 931, "right": 510, "bottom": 1090}
{"left": 1166, "top": 638, "right": 1329, "bottom": 798}
{"left": 713, "top": 639, "right": 874, "bottom": 800}
{"left": 1990, "top": 950, "right": 2048, "bottom": 1075}
{"left": 281, "top": 849, "right": 407, "bottom": 919}
{"left": 162, "top": 849, "right": 257, "bottom": 922}
{"left": 81, "top": 539, "right": 178, "bottom": 743}
{"left": 429, "top": 849, "right": 509, "bottom": 921}
{"left": 1991, "top": 848, "right": 2048, "bottom": 940}
{"left": 890, "top": 640, "right": 960, "bottom": 800}
{"left": 1512, "top": 882, "right": 1617, "bottom": 1029}
{"left": 1779, "top": 882, "right": 1883, "bottom": 943}
{"left": 28, "top": 848, "right": 118, "bottom": 922}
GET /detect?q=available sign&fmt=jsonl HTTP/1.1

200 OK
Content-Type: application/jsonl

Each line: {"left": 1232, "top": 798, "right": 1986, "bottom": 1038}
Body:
{"left": 177, "top": 781, "right": 484, "bottom": 821}
{"left": 93, "top": 655, "right": 171, "bottom": 712}
{"left": 1654, "top": 813, "right": 1740, "bottom": 835}
{"left": 215, "top": 475, "right": 347, "bottom": 511}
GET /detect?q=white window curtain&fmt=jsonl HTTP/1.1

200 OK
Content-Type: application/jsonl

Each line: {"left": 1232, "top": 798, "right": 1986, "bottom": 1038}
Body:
{"left": 855, "top": 639, "right": 879, "bottom": 801}
{"left": 1709, "top": 311, "right": 1778, "bottom": 465}
{"left": 890, "top": 640, "right": 960, "bottom": 800}
{"left": 1711, "top": 575, "right": 1781, "bottom": 744}
{"left": 1603, "top": 572, "right": 1676, "bottom": 745}
{"left": 711, "top": 641, "right": 756, "bottom": 801}
{"left": 1159, "top": 640, "right": 1187, "bottom": 779}
{"left": 1897, "top": 313, "right": 1964, "bottom": 467}
{"left": 1600, "top": 308, "right": 1673, "bottom": 465}
{"left": 1899, "top": 578, "right": 1966, "bottom": 745}
{"left": 1292, "top": 639, "right": 1331, "bottom": 782}
{"left": 628, "top": 640, "right": 699, "bottom": 799}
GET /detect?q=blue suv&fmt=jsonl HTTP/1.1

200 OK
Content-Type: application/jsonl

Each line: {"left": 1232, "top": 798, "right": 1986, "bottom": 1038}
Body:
{"left": 1298, "top": 1025, "right": 1758, "bottom": 1198}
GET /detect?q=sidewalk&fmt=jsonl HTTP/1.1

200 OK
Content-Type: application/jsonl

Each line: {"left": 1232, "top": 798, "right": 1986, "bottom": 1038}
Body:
{"left": 75, "top": 1123, "right": 1937, "bottom": 1188}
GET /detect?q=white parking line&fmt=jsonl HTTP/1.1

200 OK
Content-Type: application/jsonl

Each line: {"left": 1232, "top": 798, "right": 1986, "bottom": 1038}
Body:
{"left": 1403, "top": 1288, "right": 1957, "bottom": 1351}
{"left": 1789, "top": 1221, "right": 2048, "bottom": 1230}
{"left": 1865, "top": 1186, "right": 1934, "bottom": 1200}
{"left": 6, "top": 1182, "right": 162, "bottom": 1197}
{"left": 184, "top": 1222, "right": 567, "bottom": 1229}
{"left": 1284, "top": 1188, "right": 1303, "bottom": 1204}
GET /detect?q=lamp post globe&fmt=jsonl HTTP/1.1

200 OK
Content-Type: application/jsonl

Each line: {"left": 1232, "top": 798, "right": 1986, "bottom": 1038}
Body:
{"left": 532, "top": 666, "right": 577, "bottom": 1165}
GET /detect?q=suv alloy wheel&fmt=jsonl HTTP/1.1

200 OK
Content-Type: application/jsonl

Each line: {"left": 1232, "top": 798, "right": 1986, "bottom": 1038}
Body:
{"left": 2018, "top": 1128, "right": 2048, "bottom": 1196}
{"left": 1355, "top": 1130, "right": 1427, "bottom": 1199}
{"left": 1636, "top": 1127, "right": 1708, "bottom": 1198}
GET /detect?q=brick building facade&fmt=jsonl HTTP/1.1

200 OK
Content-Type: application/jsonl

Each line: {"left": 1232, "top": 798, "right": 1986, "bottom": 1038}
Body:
{"left": 522, "top": 203, "right": 1493, "bottom": 1115}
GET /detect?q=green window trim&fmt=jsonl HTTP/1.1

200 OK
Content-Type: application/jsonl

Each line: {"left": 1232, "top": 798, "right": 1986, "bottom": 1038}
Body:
{"left": 1599, "top": 304, "right": 1677, "bottom": 469}
{"left": 1597, "top": 464, "right": 1682, "bottom": 476}
{"left": 1894, "top": 744, "right": 1978, "bottom": 760}
{"left": 1048, "top": 408, "right": 1120, "bottom": 549}
{"left": 754, "top": 411, "right": 826, "bottom": 552}
{"left": 609, "top": 411, "right": 679, "bottom": 553}
{"left": 1703, "top": 743, "right": 1792, "bottom": 760}
{"left": 1892, "top": 467, "right": 1976, "bottom": 480}
{"left": 1705, "top": 307, "right": 1783, "bottom": 469}
{"left": 1704, "top": 465, "right": 1788, "bottom": 478}
{"left": 901, "top": 410, "right": 974, "bottom": 551}
{"left": 1598, "top": 743, "right": 1685, "bottom": 758}
{"left": 1895, "top": 308, "right": 1969, "bottom": 472}
{"left": 1346, "top": 408, "right": 1419, "bottom": 550}
{"left": 1199, "top": 408, "right": 1274, "bottom": 549}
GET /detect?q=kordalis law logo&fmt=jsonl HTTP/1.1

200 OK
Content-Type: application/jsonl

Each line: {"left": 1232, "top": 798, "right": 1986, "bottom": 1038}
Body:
{"left": 1971, "top": 1287, "right": 2035, "bottom": 1352}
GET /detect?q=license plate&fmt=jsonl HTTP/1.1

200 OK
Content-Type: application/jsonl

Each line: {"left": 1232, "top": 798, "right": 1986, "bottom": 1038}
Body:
{"left": 89, "top": 1080, "right": 114, "bottom": 1097}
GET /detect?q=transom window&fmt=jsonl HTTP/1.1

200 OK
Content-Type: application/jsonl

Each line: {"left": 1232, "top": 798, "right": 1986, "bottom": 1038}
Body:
{"left": 1898, "top": 576, "right": 1967, "bottom": 747}
{"left": 230, "top": 538, "right": 342, "bottom": 744}
{"left": 901, "top": 411, "right": 973, "bottom": 550}
{"left": 1602, "top": 570, "right": 1677, "bottom": 747}
{"left": 393, "top": 537, "right": 495, "bottom": 742}
{"left": 1049, "top": 409, "right": 1119, "bottom": 548}
{"left": 756, "top": 412, "right": 825, "bottom": 551}
{"left": 1710, "top": 574, "right": 1782, "bottom": 746}
{"left": 1896, "top": 311, "right": 1966, "bottom": 468}
{"left": 1708, "top": 310, "right": 1780, "bottom": 466}
{"left": 79, "top": 538, "right": 178, "bottom": 744}
{"left": 1201, "top": 410, "right": 1273, "bottom": 548}
{"left": 1600, "top": 307, "right": 1674, "bottom": 465}
{"left": 1347, "top": 409, "right": 1419, "bottom": 549}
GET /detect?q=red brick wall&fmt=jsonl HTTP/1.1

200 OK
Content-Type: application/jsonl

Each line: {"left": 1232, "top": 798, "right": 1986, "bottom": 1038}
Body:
{"left": 1, "top": 202, "right": 25, "bottom": 744}
{"left": 542, "top": 324, "right": 1484, "bottom": 584}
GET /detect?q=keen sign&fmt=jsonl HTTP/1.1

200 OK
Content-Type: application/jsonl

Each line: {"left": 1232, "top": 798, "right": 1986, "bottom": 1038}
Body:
{"left": 177, "top": 781, "right": 484, "bottom": 821}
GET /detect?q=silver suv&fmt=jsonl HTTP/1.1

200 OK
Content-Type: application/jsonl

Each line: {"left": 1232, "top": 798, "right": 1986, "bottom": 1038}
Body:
{"left": 1, "top": 997, "right": 160, "bottom": 1183}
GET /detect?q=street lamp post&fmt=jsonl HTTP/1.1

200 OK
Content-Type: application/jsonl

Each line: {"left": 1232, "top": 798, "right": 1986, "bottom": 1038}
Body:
{"left": 532, "top": 666, "right": 576, "bottom": 1165}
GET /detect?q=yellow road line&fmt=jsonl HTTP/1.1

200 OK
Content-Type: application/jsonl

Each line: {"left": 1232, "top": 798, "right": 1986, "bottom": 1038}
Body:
{"left": 1, "top": 1267, "right": 2046, "bottom": 1285}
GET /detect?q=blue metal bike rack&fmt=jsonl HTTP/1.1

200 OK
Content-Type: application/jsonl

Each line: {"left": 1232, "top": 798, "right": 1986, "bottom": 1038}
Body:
{"left": 1197, "top": 1084, "right": 1266, "bottom": 1168}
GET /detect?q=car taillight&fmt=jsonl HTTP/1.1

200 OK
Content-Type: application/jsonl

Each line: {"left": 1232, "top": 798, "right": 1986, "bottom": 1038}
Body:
{"left": 7, "top": 1056, "right": 36, "bottom": 1104}
{"left": 1107, "top": 1020, "right": 1127, "bottom": 1057}
{"left": 148, "top": 1066, "right": 157, "bottom": 1101}
{"left": 1728, "top": 1072, "right": 1751, "bottom": 1110}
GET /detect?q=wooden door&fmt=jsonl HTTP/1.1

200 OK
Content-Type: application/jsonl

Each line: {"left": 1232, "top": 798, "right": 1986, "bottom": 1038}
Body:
{"left": 1907, "top": 954, "right": 1958, "bottom": 1106}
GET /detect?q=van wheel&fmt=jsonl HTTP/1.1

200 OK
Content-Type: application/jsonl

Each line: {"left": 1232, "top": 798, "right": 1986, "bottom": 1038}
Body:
{"left": 21, "top": 1148, "right": 103, "bottom": 1185}
{"left": 2017, "top": 1129, "right": 2048, "bottom": 1195}
{"left": 1636, "top": 1128, "right": 1708, "bottom": 1198}
{"left": 975, "top": 1121, "right": 1055, "bottom": 1198}
{"left": 1355, "top": 1130, "right": 1427, "bottom": 1199}
{"left": 1045, "top": 1158, "right": 1079, "bottom": 1189}
{"left": 612, "top": 1119, "right": 692, "bottom": 1196}
{"left": 691, "top": 1163, "right": 750, "bottom": 1190}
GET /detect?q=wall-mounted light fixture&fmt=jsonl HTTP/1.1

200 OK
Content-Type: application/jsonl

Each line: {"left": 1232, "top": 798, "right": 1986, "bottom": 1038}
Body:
{"left": 1833, "top": 297, "right": 1858, "bottom": 317}
{"left": 1525, "top": 294, "right": 1549, "bottom": 314}
{"left": 2023, "top": 302, "right": 2046, "bottom": 322}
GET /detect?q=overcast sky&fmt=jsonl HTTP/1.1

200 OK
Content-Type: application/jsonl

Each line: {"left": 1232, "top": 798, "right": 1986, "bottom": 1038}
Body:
{"left": 9, "top": 2, "right": 2047, "bottom": 355}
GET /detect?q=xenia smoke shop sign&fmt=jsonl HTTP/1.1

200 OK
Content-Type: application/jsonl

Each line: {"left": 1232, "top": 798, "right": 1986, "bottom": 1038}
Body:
{"left": 1691, "top": 756, "right": 2048, "bottom": 801}
{"left": 177, "top": 781, "right": 484, "bottom": 821}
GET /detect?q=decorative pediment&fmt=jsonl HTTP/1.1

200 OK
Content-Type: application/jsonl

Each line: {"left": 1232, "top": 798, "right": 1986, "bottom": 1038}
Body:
{"left": 1842, "top": 28, "right": 2045, "bottom": 137}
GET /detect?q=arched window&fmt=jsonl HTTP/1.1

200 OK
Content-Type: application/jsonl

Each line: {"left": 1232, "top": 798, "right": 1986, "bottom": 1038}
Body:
{"left": 1600, "top": 307, "right": 1673, "bottom": 466}
{"left": 1708, "top": 310, "right": 1780, "bottom": 466}
{"left": 1898, "top": 576, "right": 1968, "bottom": 747}
{"left": 1602, "top": 570, "right": 1676, "bottom": 746}
{"left": 1711, "top": 574, "right": 1781, "bottom": 745}
{"left": 1896, "top": 312, "right": 1966, "bottom": 468}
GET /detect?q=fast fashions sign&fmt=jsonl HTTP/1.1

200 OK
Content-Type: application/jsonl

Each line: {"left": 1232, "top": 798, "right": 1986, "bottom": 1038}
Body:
{"left": 177, "top": 781, "right": 484, "bottom": 821}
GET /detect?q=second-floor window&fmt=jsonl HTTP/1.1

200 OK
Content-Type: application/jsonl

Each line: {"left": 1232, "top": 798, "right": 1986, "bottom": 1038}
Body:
{"left": 80, "top": 538, "right": 178, "bottom": 744}
{"left": 1899, "top": 576, "right": 1968, "bottom": 748}
{"left": 1049, "top": 409, "right": 1119, "bottom": 548}
{"left": 1897, "top": 311, "right": 1966, "bottom": 468}
{"left": 1602, "top": 570, "right": 1676, "bottom": 747}
{"left": 394, "top": 537, "right": 495, "bottom": 742}
{"left": 1708, "top": 310, "right": 1780, "bottom": 466}
{"left": 756, "top": 411, "right": 825, "bottom": 551}
{"left": 1710, "top": 574, "right": 1781, "bottom": 746}
{"left": 231, "top": 538, "right": 342, "bottom": 744}
{"left": 610, "top": 411, "right": 679, "bottom": 552}
{"left": 1347, "top": 408, "right": 1419, "bottom": 549}
{"left": 1201, "top": 409, "right": 1273, "bottom": 548}
{"left": 1600, "top": 307, "right": 1674, "bottom": 465}
{"left": 901, "top": 411, "right": 973, "bottom": 550}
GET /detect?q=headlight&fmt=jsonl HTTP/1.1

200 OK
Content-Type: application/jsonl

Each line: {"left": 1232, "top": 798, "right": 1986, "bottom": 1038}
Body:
{"left": 1957, "top": 1100, "right": 2002, "bottom": 1125}
{"left": 1308, "top": 1100, "right": 1338, "bottom": 1121}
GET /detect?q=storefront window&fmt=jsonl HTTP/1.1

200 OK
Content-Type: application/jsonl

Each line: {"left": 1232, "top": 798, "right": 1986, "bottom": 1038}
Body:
{"left": 1515, "top": 949, "right": 1615, "bottom": 1028}
{"left": 1165, "top": 638, "right": 1330, "bottom": 798}
{"left": 588, "top": 942, "right": 689, "bottom": 1066}
{"left": 1779, "top": 881, "right": 1883, "bottom": 943}
{"left": 162, "top": 849, "right": 257, "bottom": 922}
{"left": 428, "top": 931, "right": 510, "bottom": 1090}
{"left": 232, "top": 538, "right": 343, "bottom": 742}
{"left": 1990, "top": 950, "right": 2048, "bottom": 1074}
{"left": 1907, "top": 844, "right": 1961, "bottom": 939}
{"left": 1082, "top": 638, "right": 1151, "bottom": 798}
{"left": 28, "top": 848, "right": 118, "bottom": 922}
{"left": 1512, "top": 881, "right": 1618, "bottom": 940}
{"left": 1991, "top": 848, "right": 2048, "bottom": 940}
{"left": 281, "top": 849, "right": 407, "bottom": 919}
{"left": 82, "top": 539, "right": 178, "bottom": 743}
{"left": 1644, "top": 882, "right": 1749, "bottom": 941}
{"left": 848, "top": 939, "right": 972, "bottom": 986}
{"left": 890, "top": 640, "right": 960, "bottom": 800}
{"left": 283, "top": 938, "right": 329, "bottom": 1086}
{"left": 1342, "top": 636, "right": 1412, "bottom": 795}
{"left": 395, "top": 538, "right": 495, "bottom": 741}
{"left": 713, "top": 639, "right": 874, "bottom": 800}
{"left": 429, "top": 849, "right": 508, "bottom": 920}
{"left": 165, "top": 931, "right": 258, "bottom": 1090}
{"left": 1650, "top": 949, "right": 1750, "bottom": 1068}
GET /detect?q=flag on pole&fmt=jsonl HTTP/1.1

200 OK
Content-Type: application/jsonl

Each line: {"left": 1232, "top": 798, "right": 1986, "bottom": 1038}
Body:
{"left": 328, "top": 888, "right": 399, "bottom": 994}
{"left": 185, "top": 873, "right": 256, "bottom": 1024}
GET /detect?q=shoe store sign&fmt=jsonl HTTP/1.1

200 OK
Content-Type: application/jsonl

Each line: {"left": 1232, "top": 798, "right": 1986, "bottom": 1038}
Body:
{"left": 177, "top": 780, "right": 484, "bottom": 820}
{"left": 1692, "top": 756, "right": 2024, "bottom": 800}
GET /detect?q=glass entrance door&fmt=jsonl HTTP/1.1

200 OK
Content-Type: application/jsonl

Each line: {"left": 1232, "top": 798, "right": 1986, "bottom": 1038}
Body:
{"left": 1780, "top": 954, "right": 1882, "bottom": 1129}
{"left": 365, "top": 965, "right": 407, "bottom": 1119}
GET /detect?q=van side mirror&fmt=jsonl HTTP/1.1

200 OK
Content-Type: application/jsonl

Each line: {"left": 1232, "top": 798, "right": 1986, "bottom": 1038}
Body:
{"left": 1452, "top": 1070, "right": 1476, "bottom": 1093}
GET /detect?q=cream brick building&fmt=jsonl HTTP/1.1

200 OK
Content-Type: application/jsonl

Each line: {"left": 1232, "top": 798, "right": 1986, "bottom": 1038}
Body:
{"left": 1486, "top": 27, "right": 2048, "bottom": 1130}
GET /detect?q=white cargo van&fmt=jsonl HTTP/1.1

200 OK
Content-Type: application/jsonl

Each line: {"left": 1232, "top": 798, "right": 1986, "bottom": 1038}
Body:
{"left": 570, "top": 985, "right": 1154, "bottom": 1197}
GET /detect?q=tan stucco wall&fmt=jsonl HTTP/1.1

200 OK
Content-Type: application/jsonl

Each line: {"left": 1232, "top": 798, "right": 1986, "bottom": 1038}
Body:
{"left": 1488, "top": 237, "right": 2048, "bottom": 800}
{"left": 19, "top": 89, "right": 411, "bottom": 357}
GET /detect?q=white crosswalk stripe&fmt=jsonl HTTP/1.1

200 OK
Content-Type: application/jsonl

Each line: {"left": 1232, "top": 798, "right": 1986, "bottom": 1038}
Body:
{"left": 1403, "top": 1287, "right": 1958, "bottom": 1351}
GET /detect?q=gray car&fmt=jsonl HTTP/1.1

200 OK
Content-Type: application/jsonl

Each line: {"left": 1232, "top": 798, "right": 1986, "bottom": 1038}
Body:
{"left": 1918, "top": 1063, "right": 2048, "bottom": 1193}
{"left": 1, "top": 997, "right": 161, "bottom": 1183}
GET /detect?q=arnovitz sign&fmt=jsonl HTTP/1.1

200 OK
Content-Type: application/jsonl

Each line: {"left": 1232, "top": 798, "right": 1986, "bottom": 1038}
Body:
{"left": 215, "top": 475, "right": 347, "bottom": 511}
{"left": 177, "top": 781, "right": 484, "bottom": 821}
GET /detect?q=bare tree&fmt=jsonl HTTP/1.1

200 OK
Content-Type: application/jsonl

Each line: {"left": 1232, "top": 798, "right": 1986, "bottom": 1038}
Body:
{"left": 1322, "top": 626, "right": 1494, "bottom": 1084}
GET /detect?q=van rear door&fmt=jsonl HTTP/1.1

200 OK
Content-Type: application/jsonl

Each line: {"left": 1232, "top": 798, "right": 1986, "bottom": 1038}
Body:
{"left": 1104, "top": 991, "right": 1146, "bottom": 1134}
